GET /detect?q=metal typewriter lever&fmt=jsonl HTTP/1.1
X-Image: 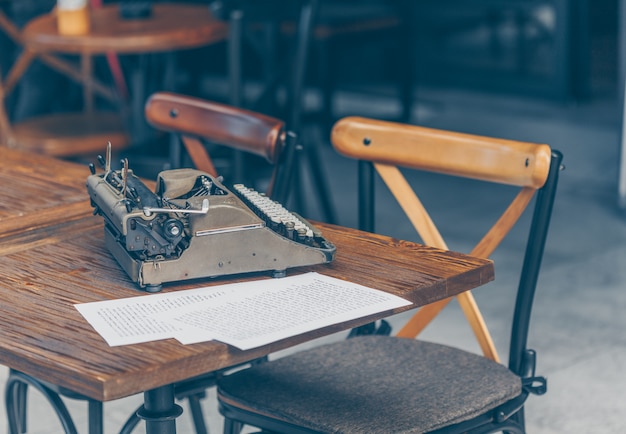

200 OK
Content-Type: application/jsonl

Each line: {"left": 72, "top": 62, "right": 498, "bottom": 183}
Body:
{"left": 142, "top": 198, "right": 209, "bottom": 217}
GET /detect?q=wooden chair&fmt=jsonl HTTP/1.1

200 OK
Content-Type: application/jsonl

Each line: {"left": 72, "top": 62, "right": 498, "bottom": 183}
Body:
{"left": 5, "top": 91, "right": 298, "bottom": 434}
{"left": 0, "top": 8, "right": 130, "bottom": 159}
{"left": 144, "top": 91, "right": 297, "bottom": 205}
{"left": 216, "top": 116, "right": 563, "bottom": 433}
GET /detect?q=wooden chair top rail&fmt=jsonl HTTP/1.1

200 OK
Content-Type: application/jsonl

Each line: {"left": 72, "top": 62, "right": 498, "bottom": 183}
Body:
{"left": 145, "top": 92, "right": 285, "bottom": 164}
{"left": 331, "top": 116, "right": 552, "bottom": 189}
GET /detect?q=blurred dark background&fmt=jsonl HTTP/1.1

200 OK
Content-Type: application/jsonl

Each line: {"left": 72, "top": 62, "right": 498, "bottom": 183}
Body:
{"left": 1, "top": 0, "right": 619, "bottom": 111}
{"left": 0, "top": 0, "right": 621, "bottom": 181}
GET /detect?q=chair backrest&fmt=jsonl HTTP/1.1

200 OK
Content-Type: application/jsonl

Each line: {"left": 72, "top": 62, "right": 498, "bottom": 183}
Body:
{"left": 144, "top": 91, "right": 296, "bottom": 204}
{"left": 331, "top": 116, "right": 562, "bottom": 373}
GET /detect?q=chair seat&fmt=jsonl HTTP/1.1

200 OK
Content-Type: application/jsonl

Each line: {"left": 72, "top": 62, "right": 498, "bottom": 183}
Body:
{"left": 11, "top": 111, "right": 130, "bottom": 157}
{"left": 218, "top": 335, "right": 522, "bottom": 434}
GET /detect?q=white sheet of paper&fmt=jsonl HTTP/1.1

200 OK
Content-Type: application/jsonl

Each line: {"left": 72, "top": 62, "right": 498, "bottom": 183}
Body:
{"left": 75, "top": 285, "right": 238, "bottom": 346}
{"left": 75, "top": 272, "right": 411, "bottom": 349}
{"left": 160, "top": 273, "right": 411, "bottom": 350}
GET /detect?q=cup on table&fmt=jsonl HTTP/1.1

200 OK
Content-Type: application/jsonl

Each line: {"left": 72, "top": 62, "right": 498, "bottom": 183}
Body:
{"left": 56, "top": 0, "right": 90, "bottom": 36}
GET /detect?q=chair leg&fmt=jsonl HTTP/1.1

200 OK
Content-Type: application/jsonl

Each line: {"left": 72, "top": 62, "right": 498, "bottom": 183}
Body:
{"left": 314, "top": 36, "right": 335, "bottom": 131}
{"left": 6, "top": 382, "right": 24, "bottom": 434}
{"left": 303, "top": 138, "right": 337, "bottom": 223}
{"left": 223, "top": 417, "right": 243, "bottom": 434}
{"left": 187, "top": 394, "right": 209, "bottom": 434}
{"left": 7, "top": 378, "right": 27, "bottom": 433}
{"left": 18, "top": 382, "right": 27, "bottom": 433}
{"left": 5, "top": 370, "right": 79, "bottom": 434}
{"left": 118, "top": 404, "right": 143, "bottom": 434}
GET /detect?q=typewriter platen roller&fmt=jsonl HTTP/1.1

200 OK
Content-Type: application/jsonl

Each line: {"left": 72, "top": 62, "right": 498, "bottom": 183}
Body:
{"left": 86, "top": 152, "right": 336, "bottom": 292}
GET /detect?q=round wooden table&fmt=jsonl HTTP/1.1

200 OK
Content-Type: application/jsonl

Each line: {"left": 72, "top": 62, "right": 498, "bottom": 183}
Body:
{"left": 22, "top": 3, "right": 228, "bottom": 55}
{"left": 17, "top": 3, "right": 229, "bottom": 146}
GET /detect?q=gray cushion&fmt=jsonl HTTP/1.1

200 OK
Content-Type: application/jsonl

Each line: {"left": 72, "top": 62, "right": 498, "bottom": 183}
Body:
{"left": 217, "top": 336, "right": 522, "bottom": 433}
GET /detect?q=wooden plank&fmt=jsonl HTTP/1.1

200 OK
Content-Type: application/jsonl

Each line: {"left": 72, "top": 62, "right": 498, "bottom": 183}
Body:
{"left": 0, "top": 148, "right": 494, "bottom": 402}
{"left": 0, "top": 219, "right": 493, "bottom": 401}
{"left": 0, "top": 148, "right": 94, "bottom": 236}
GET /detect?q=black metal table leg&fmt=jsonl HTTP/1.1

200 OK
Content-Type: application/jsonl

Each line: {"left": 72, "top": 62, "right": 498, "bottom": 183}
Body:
{"left": 137, "top": 385, "right": 183, "bottom": 434}
{"left": 88, "top": 400, "right": 104, "bottom": 434}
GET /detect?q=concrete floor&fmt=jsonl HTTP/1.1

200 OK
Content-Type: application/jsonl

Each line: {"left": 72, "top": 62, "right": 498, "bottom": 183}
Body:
{"left": 1, "top": 83, "right": 626, "bottom": 433}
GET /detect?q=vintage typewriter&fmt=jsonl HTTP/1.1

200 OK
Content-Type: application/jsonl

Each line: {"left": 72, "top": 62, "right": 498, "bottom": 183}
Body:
{"left": 86, "top": 147, "right": 336, "bottom": 292}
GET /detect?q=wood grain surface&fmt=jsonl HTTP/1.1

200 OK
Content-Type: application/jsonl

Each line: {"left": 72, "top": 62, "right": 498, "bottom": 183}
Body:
{"left": 0, "top": 149, "right": 494, "bottom": 401}
{"left": 0, "top": 148, "right": 93, "bottom": 237}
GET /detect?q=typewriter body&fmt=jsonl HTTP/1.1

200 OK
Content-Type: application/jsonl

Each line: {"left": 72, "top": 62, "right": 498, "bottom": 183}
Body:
{"left": 87, "top": 158, "right": 336, "bottom": 292}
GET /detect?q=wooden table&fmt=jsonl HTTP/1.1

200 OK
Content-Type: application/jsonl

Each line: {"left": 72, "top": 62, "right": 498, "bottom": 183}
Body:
{"left": 6, "top": 3, "right": 229, "bottom": 144}
{"left": 0, "top": 148, "right": 494, "bottom": 433}
{"left": 22, "top": 4, "right": 227, "bottom": 54}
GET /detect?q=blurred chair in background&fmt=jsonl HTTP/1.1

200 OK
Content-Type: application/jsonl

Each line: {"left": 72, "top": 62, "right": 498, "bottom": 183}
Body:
{"left": 0, "top": 5, "right": 130, "bottom": 159}
{"left": 145, "top": 91, "right": 297, "bottom": 204}
{"left": 212, "top": 0, "right": 337, "bottom": 222}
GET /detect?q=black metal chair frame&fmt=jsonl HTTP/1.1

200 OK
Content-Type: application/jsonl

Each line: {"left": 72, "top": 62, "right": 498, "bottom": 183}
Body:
{"left": 216, "top": 143, "right": 563, "bottom": 433}
{"left": 5, "top": 368, "right": 227, "bottom": 434}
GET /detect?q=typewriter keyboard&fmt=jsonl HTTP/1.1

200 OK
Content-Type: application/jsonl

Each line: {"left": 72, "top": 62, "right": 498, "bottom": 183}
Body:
{"left": 232, "top": 184, "right": 316, "bottom": 242}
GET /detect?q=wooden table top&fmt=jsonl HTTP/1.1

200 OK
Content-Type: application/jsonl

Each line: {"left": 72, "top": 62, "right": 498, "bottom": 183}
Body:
{"left": 0, "top": 149, "right": 93, "bottom": 238}
{"left": 22, "top": 3, "right": 229, "bottom": 54}
{"left": 0, "top": 148, "right": 494, "bottom": 402}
